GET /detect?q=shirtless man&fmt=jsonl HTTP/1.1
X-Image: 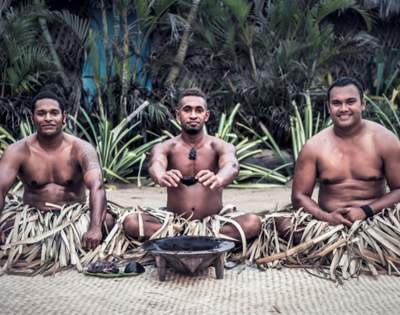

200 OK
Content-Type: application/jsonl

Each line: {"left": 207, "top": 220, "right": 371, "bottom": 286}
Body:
{"left": 283, "top": 76, "right": 400, "bottom": 235}
{"left": 0, "top": 90, "right": 111, "bottom": 249}
{"left": 123, "top": 88, "right": 261, "bottom": 241}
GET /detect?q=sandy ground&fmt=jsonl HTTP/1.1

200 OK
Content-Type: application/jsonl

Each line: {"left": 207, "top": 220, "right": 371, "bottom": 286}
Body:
{"left": 2, "top": 186, "right": 400, "bottom": 315}
{"left": 106, "top": 184, "right": 304, "bottom": 213}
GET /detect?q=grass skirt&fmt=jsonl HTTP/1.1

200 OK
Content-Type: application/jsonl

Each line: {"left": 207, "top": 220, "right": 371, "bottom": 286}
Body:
{"left": 0, "top": 196, "right": 264, "bottom": 274}
{"left": 0, "top": 194, "right": 131, "bottom": 275}
{"left": 256, "top": 206, "right": 400, "bottom": 282}
{"left": 123, "top": 205, "right": 262, "bottom": 263}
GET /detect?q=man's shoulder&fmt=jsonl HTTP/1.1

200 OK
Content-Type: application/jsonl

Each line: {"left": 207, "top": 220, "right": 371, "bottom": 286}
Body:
{"left": 304, "top": 127, "right": 333, "bottom": 148}
{"left": 365, "top": 120, "right": 400, "bottom": 146}
{"left": 365, "top": 119, "right": 397, "bottom": 136}
{"left": 207, "top": 135, "right": 234, "bottom": 148}
{"left": 67, "top": 134, "right": 95, "bottom": 151}
{"left": 1, "top": 136, "right": 34, "bottom": 164}
{"left": 158, "top": 136, "right": 179, "bottom": 149}
{"left": 6, "top": 135, "right": 34, "bottom": 153}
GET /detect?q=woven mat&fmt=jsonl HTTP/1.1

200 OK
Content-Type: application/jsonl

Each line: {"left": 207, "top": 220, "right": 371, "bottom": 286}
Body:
{"left": 1, "top": 267, "right": 400, "bottom": 314}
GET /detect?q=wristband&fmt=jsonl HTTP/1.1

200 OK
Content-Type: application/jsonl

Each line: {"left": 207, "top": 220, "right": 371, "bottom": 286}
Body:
{"left": 360, "top": 205, "right": 374, "bottom": 219}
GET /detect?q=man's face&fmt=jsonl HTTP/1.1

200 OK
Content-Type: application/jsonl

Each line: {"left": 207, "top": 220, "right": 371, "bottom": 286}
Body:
{"left": 328, "top": 84, "right": 365, "bottom": 128}
{"left": 32, "top": 98, "right": 66, "bottom": 137}
{"left": 176, "top": 96, "right": 209, "bottom": 134}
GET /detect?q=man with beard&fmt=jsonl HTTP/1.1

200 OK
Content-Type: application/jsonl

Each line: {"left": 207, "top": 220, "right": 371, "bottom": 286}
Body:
{"left": 123, "top": 88, "right": 261, "bottom": 242}
{"left": 0, "top": 90, "right": 116, "bottom": 274}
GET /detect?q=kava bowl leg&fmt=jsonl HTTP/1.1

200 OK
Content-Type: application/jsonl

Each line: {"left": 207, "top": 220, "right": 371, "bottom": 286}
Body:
{"left": 214, "top": 255, "right": 225, "bottom": 279}
{"left": 156, "top": 256, "right": 167, "bottom": 281}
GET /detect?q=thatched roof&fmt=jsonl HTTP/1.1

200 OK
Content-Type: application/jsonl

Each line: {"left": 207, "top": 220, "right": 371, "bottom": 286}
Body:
{"left": 359, "top": 0, "right": 400, "bottom": 18}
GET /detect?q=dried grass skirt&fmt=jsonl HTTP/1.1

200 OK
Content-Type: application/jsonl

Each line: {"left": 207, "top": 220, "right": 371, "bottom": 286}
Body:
{"left": 123, "top": 204, "right": 264, "bottom": 263}
{"left": 256, "top": 206, "right": 400, "bottom": 281}
{"left": 0, "top": 194, "right": 131, "bottom": 275}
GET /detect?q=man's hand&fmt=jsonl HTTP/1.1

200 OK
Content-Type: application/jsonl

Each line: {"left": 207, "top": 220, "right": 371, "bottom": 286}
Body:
{"left": 196, "top": 170, "right": 223, "bottom": 189}
{"left": 82, "top": 227, "right": 102, "bottom": 250}
{"left": 345, "top": 207, "right": 367, "bottom": 223}
{"left": 326, "top": 208, "right": 353, "bottom": 227}
{"left": 158, "top": 169, "right": 182, "bottom": 187}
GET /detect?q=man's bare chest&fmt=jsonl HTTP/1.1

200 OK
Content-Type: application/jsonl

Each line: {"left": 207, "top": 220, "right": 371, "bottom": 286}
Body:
{"left": 317, "top": 141, "right": 383, "bottom": 183}
{"left": 168, "top": 147, "right": 219, "bottom": 175}
{"left": 19, "top": 149, "right": 82, "bottom": 188}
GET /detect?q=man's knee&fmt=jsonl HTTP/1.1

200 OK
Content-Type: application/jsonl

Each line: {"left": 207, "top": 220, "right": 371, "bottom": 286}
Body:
{"left": 244, "top": 213, "right": 262, "bottom": 237}
{"left": 123, "top": 214, "right": 139, "bottom": 237}
{"left": 105, "top": 213, "right": 115, "bottom": 230}
{"left": 274, "top": 217, "right": 291, "bottom": 236}
{"left": 274, "top": 216, "right": 303, "bottom": 244}
{"left": 234, "top": 213, "right": 262, "bottom": 239}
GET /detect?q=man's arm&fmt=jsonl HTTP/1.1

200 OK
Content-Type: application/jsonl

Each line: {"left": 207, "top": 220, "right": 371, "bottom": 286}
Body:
{"left": 196, "top": 140, "right": 239, "bottom": 189}
{"left": 148, "top": 142, "right": 182, "bottom": 187}
{"left": 292, "top": 142, "right": 351, "bottom": 226}
{"left": 0, "top": 144, "right": 22, "bottom": 242}
{"left": 78, "top": 141, "right": 106, "bottom": 249}
{"left": 347, "top": 132, "right": 400, "bottom": 222}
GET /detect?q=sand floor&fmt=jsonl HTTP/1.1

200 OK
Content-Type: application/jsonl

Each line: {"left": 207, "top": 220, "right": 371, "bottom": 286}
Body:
{"left": 2, "top": 186, "right": 399, "bottom": 315}
{"left": 105, "top": 184, "right": 300, "bottom": 213}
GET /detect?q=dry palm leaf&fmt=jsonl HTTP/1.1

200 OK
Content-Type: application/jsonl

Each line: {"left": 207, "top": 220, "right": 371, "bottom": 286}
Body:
{"left": 255, "top": 206, "right": 400, "bottom": 281}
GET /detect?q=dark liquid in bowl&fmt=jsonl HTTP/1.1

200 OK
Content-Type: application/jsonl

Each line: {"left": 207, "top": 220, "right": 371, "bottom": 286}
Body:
{"left": 156, "top": 237, "right": 219, "bottom": 251}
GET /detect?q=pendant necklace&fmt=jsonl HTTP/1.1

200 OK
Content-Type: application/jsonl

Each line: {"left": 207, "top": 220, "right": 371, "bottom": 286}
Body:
{"left": 181, "top": 146, "right": 198, "bottom": 186}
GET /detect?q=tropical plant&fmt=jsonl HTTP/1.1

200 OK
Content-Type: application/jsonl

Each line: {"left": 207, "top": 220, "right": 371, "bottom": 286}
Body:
{"left": 290, "top": 93, "right": 332, "bottom": 161}
{"left": 215, "top": 103, "right": 290, "bottom": 187}
{"left": 85, "top": 0, "right": 178, "bottom": 121}
{"left": 70, "top": 102, "right": 167, "bottom": 185}
{"left": 366, "top": 93, "right": 400, "bottom": 137}
{"left": 0, "top": 125, "right": 14, "bottom": 158}
{"left": 150, "top": 0, "right": 375, "bottom": 137}
{"left": 0, "top": 117, "right": 34, "bottom": 157}
{"left": 0, "top": 1, "right": 53, "bottom": 97}
{"left": 0, "top": 0, "right": 91, "bottom": 129}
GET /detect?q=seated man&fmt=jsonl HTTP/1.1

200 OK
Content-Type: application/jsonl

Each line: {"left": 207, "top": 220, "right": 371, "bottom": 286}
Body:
{"left": 259, "top": 77, "right": 400, "bottom": 277}
{"left": 123, "top": 88, "right": 261, "bottom": 246}
{"left": 0, "top": 90, "right": 116, "bottom": 274}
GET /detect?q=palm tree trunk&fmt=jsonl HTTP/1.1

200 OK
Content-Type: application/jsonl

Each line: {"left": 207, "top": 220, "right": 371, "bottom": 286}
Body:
{"left": 166, "top": 0, "right": 201, "bottom": 87}
{"left": 100, "top": 0, "right": 114, "bottom": 115}
{"left": 34, "top": 0, "right": 67, "bottom": 86}
{"left": 120, "top": 5, "right": 130, "bottom": 119}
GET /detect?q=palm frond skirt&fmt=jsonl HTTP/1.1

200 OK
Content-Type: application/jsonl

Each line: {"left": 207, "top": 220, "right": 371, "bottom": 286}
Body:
{"left": 0, "top": 196, "right": 263, "bottom": 275}
{"left": 122, "top": 204, "right": 261, "bottom": 263}
{"left": 0, "top": 194, "right": 131, "bottom": 275}
{"left": 256, "top": 206, "right": 400, "bottom": 281}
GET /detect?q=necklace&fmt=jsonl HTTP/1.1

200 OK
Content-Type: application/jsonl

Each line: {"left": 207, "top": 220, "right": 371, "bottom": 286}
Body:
{"left": 188, "top": 147, "right": 197, "bottom": 160}
{"left": 181, "top": 145, "right": 199, "bottom": 186}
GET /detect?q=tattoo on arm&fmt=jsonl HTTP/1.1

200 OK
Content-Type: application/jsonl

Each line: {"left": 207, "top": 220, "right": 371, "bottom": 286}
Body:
{"left": 79, "top": 142, "right": 101, "bottom": 174}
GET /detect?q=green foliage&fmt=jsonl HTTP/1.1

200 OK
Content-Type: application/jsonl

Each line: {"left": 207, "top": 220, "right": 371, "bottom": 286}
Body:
{"left": 53, "top": 10, "right": 90, "bottom": 44}
{"left": 290, "top": 93, "right": 332, "bottom": 160}
{"left": 151, "top": 0, "right": 375, "bottom": 136}
{"left": 366, "top": 93, "right": 400, "bottom": 137}
{"left": 0, "top": 125, "right": 14, "bottom": 158}
{"left": 366, "top": 48, "right": 400, "bottom": 96}
{"left": 86, "top": 0, "right": 177, "bottom": 119}
{"left": 0, "top": 117, "right": 34, "bottom": 159}
{"left": 0, "top": 1, "right": 55, "bottom": 96}
{"left": 70, "top": 105, "right": 166, "bottom": 185}
{"left": 216, "top": 104, "right": 290, "bottom": 186}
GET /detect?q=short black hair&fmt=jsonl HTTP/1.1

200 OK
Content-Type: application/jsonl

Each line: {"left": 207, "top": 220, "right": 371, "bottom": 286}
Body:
{"left": 327, "top": 76, "right": 364, "bottom": 102}
{"left": 177, "top": 88, "right": 207, "bottom": 108}
{"left": 31, "top": 90, "right": 66, "bottom": 113}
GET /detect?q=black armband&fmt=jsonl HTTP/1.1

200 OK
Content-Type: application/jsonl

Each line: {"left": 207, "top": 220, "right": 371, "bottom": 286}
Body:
{"left": 360, "top": 205, "right": 374, "bottom": 219}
